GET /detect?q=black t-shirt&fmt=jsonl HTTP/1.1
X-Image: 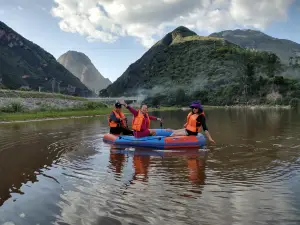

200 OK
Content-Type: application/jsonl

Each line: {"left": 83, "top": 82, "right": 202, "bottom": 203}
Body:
{"left": 196, "top": 114, "right": 208, "bottom": 131}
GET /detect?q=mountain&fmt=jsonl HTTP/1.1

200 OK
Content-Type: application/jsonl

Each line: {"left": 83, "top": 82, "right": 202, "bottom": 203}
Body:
{"left": 57, "top": 51, "right": 111, "bottom": 94}
{"left": 100, "top": 26, "right": 300, "bottom": 106}
{"left": 209, "top": 29, "right": 300, "bottom": 64}
{"left": 0, "top": 21, "right": 91, "bottom": 96}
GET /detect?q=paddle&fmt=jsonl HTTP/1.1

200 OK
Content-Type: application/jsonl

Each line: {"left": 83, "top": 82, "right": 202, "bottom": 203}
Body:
{"left": 160, "top": 121, "right": 163, "bottom": 129}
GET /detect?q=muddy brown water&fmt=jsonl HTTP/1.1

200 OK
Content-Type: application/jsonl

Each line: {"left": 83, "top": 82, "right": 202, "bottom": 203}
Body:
{"left": 0, "top": 109, "right": 300, "bottom": 225}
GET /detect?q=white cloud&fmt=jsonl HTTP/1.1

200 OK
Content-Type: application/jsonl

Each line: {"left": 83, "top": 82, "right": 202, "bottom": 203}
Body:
{"left": 17, "top": 6, "right": 23, "bottom": 11}
{"left": 229, "top": 0, "right": 292, "bottom": 29}
{"left": 51, "top": 0, "right": 295, "bottom": 48}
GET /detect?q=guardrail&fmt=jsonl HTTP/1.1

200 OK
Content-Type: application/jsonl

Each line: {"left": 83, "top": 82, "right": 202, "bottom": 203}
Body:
{"left": 86, "top": 97, "right": 139, "bottom": 101}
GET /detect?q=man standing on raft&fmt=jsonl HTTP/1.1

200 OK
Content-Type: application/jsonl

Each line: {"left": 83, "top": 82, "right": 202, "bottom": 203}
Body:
{"left": 170, "top": 101, "right": 216, "bottom": 144}
{"left": 119, "top": 100, "right": 163, "bottom": 138}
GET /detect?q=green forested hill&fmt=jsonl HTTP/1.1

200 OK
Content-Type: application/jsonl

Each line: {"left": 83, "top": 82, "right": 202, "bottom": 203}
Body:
{"left": 100, "top": 26, "right": 300, "bottom": 106}
{"left": 0, "top": 21, "right": 92, "bottom": 96}
{"left": 209, "top": 29, "right": 300, "bottom": 65}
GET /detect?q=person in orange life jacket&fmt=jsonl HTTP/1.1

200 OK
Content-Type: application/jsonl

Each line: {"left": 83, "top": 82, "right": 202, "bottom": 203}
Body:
{"left": 108, "top": 102, "right": 133, "bottom": 135}
{"left": 169, "top": 101, "right": 215, "bottom": 144}
{"left": 119, "top": 99, "right": 162, "bottom": 138}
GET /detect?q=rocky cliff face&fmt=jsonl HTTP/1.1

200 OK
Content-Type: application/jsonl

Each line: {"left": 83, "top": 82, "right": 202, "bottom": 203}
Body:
{"left": 57, "top": 51, "right": 111, "bottom": 94}
{"left": 0, "top": 21, "right": 91, "bottom": 96}
{"left": 209, "top": 29, "right": 300, "bottom": 64}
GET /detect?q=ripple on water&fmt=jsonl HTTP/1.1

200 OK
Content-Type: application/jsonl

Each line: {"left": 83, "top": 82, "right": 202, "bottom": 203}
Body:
{"left": 206, "top": 140, "right": 300, "bottom": 189}
{"left": 1, "top": 111, "right": 300, "bottom": 225}
{"left": 5, "top": 138, "right": 300, "bottom": 225}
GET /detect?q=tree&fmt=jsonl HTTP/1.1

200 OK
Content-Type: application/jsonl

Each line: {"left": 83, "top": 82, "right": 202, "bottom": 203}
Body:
{"left": 266, "top": 53, "right": 280, "bottom": 78}
{"left": 246, "top": 62, "right": 255, "bottom": 95}
{"left": 174, "top": 88, "right": 186, "bottom": 105}
{"left": 295, "top": 56, "right": 300, "bottom": 67}
{"left": 99, "top": 89, "right": 108, "bottom": 97}
{"left": 290, "top": 98, "right": 300, "bottom": 109}
{"left": 151, "top": 94, "right": 161, "bottom": 106}
{"left": 289, "top": 56, "right": 294, "bottom": 66}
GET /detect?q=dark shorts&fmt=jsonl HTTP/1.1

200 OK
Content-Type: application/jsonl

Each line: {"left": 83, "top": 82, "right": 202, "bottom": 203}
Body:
{"left": 110, "top": 127, "right": 133, "bottom": 136}
{"left": 185, "top": 129, "right": 198, "bottom": 136}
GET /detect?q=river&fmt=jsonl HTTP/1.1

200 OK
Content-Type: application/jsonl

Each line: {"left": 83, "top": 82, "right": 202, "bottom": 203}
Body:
{"left": 0, "top": 108, "right": 300, "bottom": 225}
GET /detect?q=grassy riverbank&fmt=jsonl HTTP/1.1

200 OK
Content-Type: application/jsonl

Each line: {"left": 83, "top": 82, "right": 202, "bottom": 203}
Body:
{"left": 0, "top": 109, "right": 112, "bottom": 122}
{"left": 0, "top": 99, "right": 108, "bottom": 122}
{"left": 0, "top": 105, "right": 179, "bottom": 123}
{"left": 0, "top": 104, "right": 296, "bottom": 123}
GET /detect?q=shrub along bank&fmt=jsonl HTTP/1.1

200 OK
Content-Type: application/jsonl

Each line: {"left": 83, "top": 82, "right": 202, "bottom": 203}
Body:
{"left": 0, "top": 100, "right": 110, "bottom": 122}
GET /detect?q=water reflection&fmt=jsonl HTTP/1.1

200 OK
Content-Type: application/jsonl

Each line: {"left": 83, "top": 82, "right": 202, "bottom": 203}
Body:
{"left": 109, "top": 150, "right": 126, "bottom": 176}
{"left": 0, "top": 109, "right": 299, "bottom": 225}
{"left": 52, "top": 146, "right": 208, "bottom": 225}
{"left": 108, "top": 147, "right": 207, "bottom": 185}
{"left": 0, "top": 118, "right": 105, "bottom": 207}
{"left": 0, "top": 134, "right": 59, "bottom": 207}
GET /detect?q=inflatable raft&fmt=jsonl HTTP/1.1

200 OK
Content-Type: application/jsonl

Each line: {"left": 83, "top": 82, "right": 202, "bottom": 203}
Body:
{"left": 103, "top": 129, "right": 206, "bottom": 149}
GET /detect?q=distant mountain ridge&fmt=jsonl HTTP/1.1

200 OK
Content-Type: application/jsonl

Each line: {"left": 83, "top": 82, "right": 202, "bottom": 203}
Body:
{"left": 209, "top": 29, "right": 300, "bottom": 63}
{"left": 57, "top": 51, "right": 111, "bottom": 94}
{"left": 0, "top": 21, "right": 92, "bottom": 96}
{"left": 100, "top": 26, "right": 300, "bottom": 106}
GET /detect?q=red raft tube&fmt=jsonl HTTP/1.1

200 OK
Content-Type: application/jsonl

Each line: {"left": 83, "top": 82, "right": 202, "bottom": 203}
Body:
{"left": 103, "top": 129, "right": 206, "bottom": 149}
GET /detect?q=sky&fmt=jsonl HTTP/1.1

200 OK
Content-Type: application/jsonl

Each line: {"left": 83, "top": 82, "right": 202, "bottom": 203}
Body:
{"left": 0, "top": 0, "right": 300, "bottom": 82}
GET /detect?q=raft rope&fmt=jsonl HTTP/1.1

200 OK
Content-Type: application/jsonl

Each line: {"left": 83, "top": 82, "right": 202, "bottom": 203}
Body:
{"left": 118, "top": 136, "right": 164, "bottom": 141}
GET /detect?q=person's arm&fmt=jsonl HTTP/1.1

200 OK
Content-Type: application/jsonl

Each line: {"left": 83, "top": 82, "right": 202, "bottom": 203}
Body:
{"left": 197, "top": 115, "right": 208, "bottom": 131}
{"left": 126, "top": 105, "right": 138, "bottom": 117}
{"left": 110, "top": 112, "right": 121, "bottom": 123}
{"left": 149, "top": 115, "right": 157, "bottom": 121}
{"left": 198, "top": 115, "right": 216, "bottom": 144}
{"left": 205, "top": 131, "right": 215, "bottom": 144}
{"left": 119, "top": 100, "right": 138, "bottom": 117}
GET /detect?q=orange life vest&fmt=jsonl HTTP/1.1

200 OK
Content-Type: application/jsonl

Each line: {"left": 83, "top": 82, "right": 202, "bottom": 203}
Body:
{"left": 108, "top": 110, "right": 126, "bottom": 128}
{"left": 132, "top": 110, "right": 150, "bottom": 131}
{"left": 184, "top": 112, "right": 205, "bottom": 133}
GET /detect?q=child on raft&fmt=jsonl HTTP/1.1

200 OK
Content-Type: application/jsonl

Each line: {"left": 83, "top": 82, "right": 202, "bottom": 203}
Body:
{"left": 119, "top": 100, "right": 163, "bottom": 138}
